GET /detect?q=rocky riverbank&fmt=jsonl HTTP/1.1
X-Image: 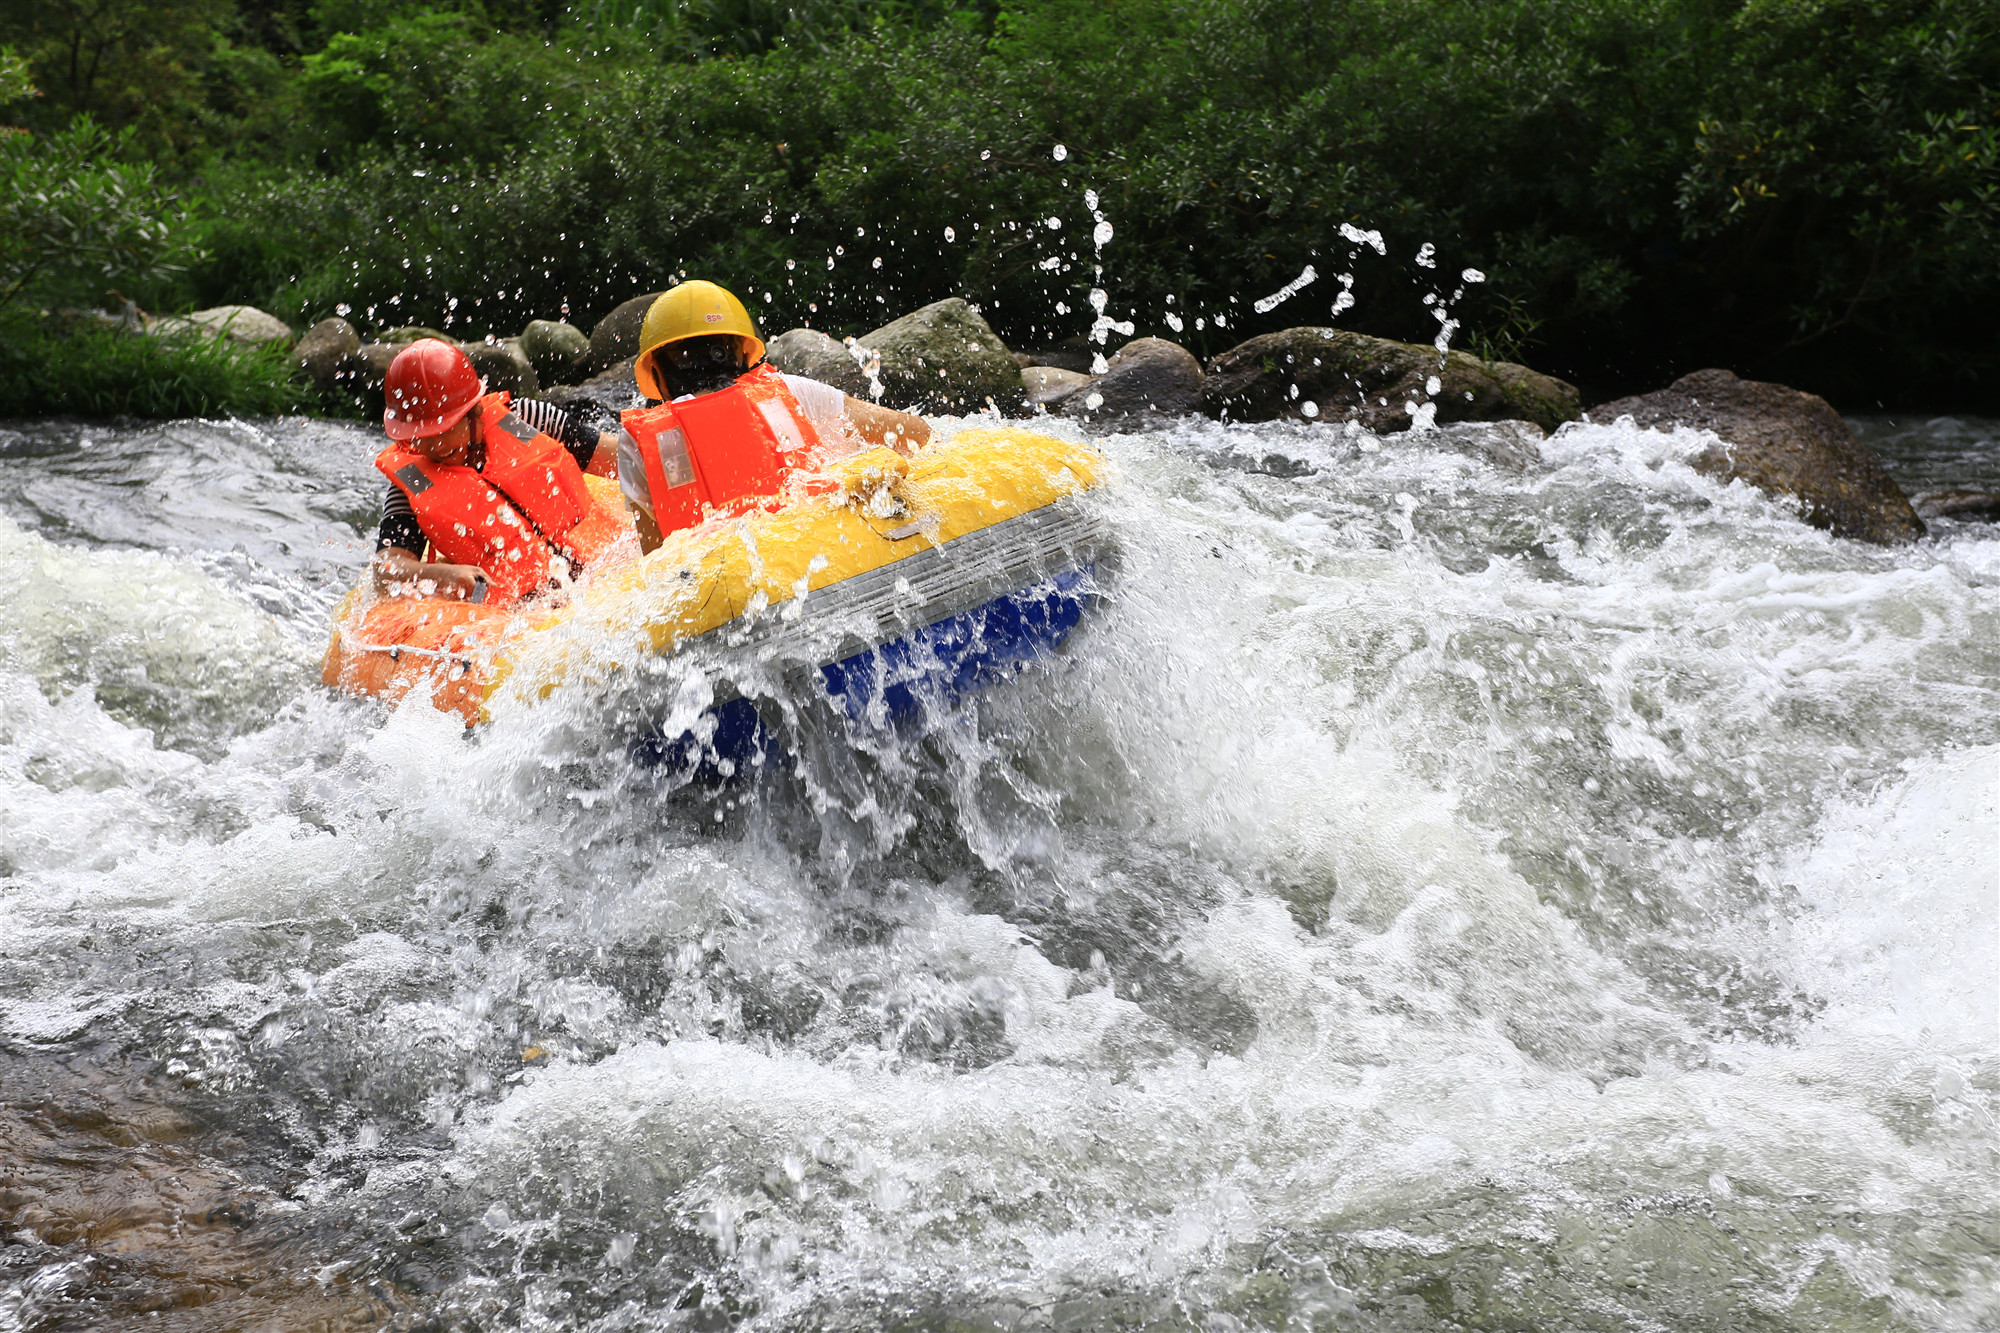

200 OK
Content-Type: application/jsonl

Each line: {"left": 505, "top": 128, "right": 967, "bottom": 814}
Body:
{"left": 66, "top": 292, "right": 1988, "bottom": 549}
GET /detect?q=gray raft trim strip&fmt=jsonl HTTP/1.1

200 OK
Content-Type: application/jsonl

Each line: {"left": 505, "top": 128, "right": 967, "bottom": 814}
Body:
{"left": 673, "top": 498, "right": 1112, "bottom": 704}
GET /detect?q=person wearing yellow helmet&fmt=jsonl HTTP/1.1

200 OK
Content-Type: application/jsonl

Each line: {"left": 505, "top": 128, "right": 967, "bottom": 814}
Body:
{"left": 615, "top": 281, "right": 930, "bottom": 553}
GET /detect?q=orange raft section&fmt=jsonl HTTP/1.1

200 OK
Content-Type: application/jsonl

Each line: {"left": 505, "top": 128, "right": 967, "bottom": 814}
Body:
{"left": 320, "top": 472, "right": 638, "bottom": 724}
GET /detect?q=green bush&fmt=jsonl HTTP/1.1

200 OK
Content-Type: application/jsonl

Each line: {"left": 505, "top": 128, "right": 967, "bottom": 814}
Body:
{"left": 0, "top": 116, "right": 199, "bottom": 314}
{"left": 16, "top": 1, "right": 2000, "bottom": 408}
{"left": 0, "top": 314, "right": 323, "bottom": 417}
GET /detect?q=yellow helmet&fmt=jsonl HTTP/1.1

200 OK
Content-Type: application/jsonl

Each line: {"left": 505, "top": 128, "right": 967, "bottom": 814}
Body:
{"left": 634, "top": 281, "right": 764, "bottom": 399}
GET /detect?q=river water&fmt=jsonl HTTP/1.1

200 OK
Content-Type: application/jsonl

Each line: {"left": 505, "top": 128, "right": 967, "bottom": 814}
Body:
{"left": 0, "top": 407, "right": 1993, "bottom": 1331}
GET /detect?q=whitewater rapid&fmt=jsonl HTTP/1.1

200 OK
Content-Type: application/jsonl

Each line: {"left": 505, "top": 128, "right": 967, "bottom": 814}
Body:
{"left": 0, "top": 409, "right": 1993, "bottom": 1331}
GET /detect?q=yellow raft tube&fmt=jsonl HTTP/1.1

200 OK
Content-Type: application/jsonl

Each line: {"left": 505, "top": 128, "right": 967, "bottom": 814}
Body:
{"left": 321, "top": 428, "right": 1112, "bottom": 729}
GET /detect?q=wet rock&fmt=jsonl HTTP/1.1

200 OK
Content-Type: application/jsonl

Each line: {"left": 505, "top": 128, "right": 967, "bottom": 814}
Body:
{"left": 1023, "top": 365, "right": 1093, "bottom": 409}
{"left": 1911, "top": 489, "right": 2000, "bottom": 522}
{"left": 1202, "top": 327, "right": 1580, "bottom": 434}
{"left": 377, "top": 324, "right": 451, "bottom": 347}
{"left": 294, "top": 317, "right": 360, "bottom": 387}
{"left": 459, "top": 339, "right": 539, "bottom": 398}
{"left": 519, "top": 319, "right": 591, "bottom": 387}
{"left": 149, "top": 305, "right": 294, "bottom": 348}
{"left": 766, "top": 327, "right": 871, "bottom": 397}
{"left": 543, "top": 354, "right": 642, "bottom": 423}
{"left": 339, "top": 342, "right": 397, "bottom": 392}
{"left": 1010, "top": 351, "right": 1037, "bottom": 369}
{"left": 1023, "top": 339, "right": 1098, "bottom": 374}
{"left": 1592, "top": 369, "right": 1925, "bottom": 544}
{"left": 857, "top": 298, "right": 1025, "bottom": 414}
{"left": 0, "top": 1048, "right": 401, "bottom": 1329}
{"left": 1060, "top": 337, "right": 1203, "bottom": 419}
{"left": 589, "top": 291, "right": 666, "bottom": 373}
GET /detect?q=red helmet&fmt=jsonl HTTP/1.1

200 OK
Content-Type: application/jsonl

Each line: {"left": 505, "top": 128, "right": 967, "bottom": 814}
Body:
{"left": 382, "top": 339, "right": 483, "bottom": 440}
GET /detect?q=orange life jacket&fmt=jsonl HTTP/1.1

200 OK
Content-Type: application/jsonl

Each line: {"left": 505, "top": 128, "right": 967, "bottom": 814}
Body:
{"left": 621, "top": 363, "right": 827, "bottom": 538}
{"left": 376, "top": 392, "right": 625, "bottom": 606}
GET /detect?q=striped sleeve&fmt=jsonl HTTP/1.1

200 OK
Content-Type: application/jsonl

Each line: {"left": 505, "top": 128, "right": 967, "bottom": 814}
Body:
{"left": 513, "top": 398, "right": 599, "bottom": 469}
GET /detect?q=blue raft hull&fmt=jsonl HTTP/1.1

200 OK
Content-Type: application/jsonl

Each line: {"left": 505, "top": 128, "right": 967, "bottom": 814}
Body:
{"left": 633, "top": 565, "right": 1096, "bottom": 773}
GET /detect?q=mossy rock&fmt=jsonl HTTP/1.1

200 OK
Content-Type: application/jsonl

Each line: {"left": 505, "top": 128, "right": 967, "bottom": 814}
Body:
{"left": 1202, "top": 326, "right": 1580, "bottom": 434}
{"left": 856, "top": 298, "right": 1024, "bottom": 414}
{"left": 1593, "top": 369, "right": 1924, "bottom": 544}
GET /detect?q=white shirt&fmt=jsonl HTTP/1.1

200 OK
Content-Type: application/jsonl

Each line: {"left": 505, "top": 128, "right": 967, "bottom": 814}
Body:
{"left": 616, "top": 374, "right": 848, "bottom": 516}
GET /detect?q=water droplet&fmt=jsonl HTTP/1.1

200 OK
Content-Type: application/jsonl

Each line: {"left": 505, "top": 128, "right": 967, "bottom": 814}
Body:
{"left": 1046, "top": 217, "right": 1062, "bottom": 230}
{"left": 944, "top": 227, "right": 956, "bottom": 242}
{"left": 1093, "top": 221, "right": 1114, "bottom": 247}
{"left": 1052, "top": 144, "right": 1068, "bottom": 161}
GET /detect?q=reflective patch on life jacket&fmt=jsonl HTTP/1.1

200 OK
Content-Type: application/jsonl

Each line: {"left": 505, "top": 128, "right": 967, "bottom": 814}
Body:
{"left": 493, "top": 413, "right": 539, "bottom": 445}
{"left": 756, "top": 398, "right": 809, "bottom": 455}
{"left": 395, "top": 463, "right": 434, "bottom": 495}
{"left": 654, "top": 426, "right": 695, "bottom": 488}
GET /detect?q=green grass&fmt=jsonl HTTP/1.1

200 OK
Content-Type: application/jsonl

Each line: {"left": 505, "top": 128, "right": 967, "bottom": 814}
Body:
{"left": 0, "top": 315, "right": 330, "bottom": 418}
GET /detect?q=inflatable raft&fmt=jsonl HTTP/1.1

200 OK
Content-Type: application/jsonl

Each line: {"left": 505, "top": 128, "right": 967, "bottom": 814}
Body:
{"left": 321, "top": 428, "right": 1111, "bottom": 757}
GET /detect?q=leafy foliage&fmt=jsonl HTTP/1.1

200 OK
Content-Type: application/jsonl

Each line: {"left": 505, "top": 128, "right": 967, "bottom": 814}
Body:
{"left": 0, "top": 116, "right": 197, "bottom": 312}
{"left": 4, "top": 0, "right": 1997, "bottom": 407}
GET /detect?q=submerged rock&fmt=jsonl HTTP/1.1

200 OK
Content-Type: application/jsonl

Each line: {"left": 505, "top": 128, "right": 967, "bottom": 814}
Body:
{"left": 1911, "top": 489, "right": 2000, "bottom": 522}
{"left": 1023, "top": 365, "right": 1093, "bottom": 409}
{"left": 1202, "top": 327, "right": 1580, "bottom": 434}
{"left": 150, "top": 305, "right": 294, "bottom": 348}
{"left": 1593, "top": 369, "right": 1924, "bottom": 545}
{"left": 766, "top": 327, "right": 872, "bottom": 398}
{"left": 1431, "top": 419, "right": 1547, "bottom": 470}
{"left": 856, "top": 299, "right": 1025, "bottom": 414}
{"left": 519, "top": 319, "right": 592, "bottom": 387}
{"left": 1061, "top": 337, "right": 1203, "bottom": 419}
{"left": 294, "top": 317, "right": 360, "bottom": 387}
{"left": 588, "top": 292, "right": 666, "bottom": 373}
{"left": 460, "top": 340, "right": 538, "bottom": 398}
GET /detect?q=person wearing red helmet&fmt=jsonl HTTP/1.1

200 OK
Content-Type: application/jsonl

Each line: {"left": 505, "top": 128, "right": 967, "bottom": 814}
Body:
{"left": 371, "top": 338, "right": 626, "bottom": 605}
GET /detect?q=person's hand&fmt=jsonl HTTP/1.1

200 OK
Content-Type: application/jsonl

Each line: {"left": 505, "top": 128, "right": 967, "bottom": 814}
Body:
{"left": 418, "top": 562, "right": 488, "bottom": 601}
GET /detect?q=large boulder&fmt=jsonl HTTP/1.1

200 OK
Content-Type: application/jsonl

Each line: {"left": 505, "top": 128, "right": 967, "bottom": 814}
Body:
{"left": 1202, "top": 327, "right": 1579, "bottom": 434}
{"left": 1592, "top": 369, "right": 1924, "bottom": 544}
{"left": 379, "top": 325, "right": 451, "bottom": 347}
{"left": 294, "top": 317, "right": 360, "bottom": 387}
{"left": 1912, "top": 489, "right": 2000, "bottom": 523}
{"left": 1023, "top": 365, "right": 1093, "bottom": 410}
{"left": 766, "top": 327, "right": 872, "bottom": 398}
{"left": 149, "top": 305, "right": 294, "bottom": 348}
{"left": 589, "top": 292, "right": 666, "bottom": 373}
{"left": 541, "top": 355, "right": 641, "bottom": 425}
{"left": 459, "top": 340, "right": 538, "bottom": 398}
{"left": 337, "top": 343, "right": 397, "bottom": 399}
{"left": 856, "top": 299, "right": 1025, "bottom": 414}
{"left": 1021, "top": 340, "right": 1097, "bottom": 374}
{"left": 519, "top": 319, "right": 592, "bottom": 387}
{"left": 1060, "top": 337, "right": 1203, "bottom": 419}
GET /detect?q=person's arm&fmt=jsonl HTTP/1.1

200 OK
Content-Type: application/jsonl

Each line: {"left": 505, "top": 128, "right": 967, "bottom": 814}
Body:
{"left": 373, "top": 546, "right": 487, "bottom": 600}
{"left": 516, "top": 399, "right": 621, "bottom": 478}
{"left": 587, "top": 431, "right": 618, "bottom": 477}
{"left": 842, "top": 397, "right": 930, "bottom": 454}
